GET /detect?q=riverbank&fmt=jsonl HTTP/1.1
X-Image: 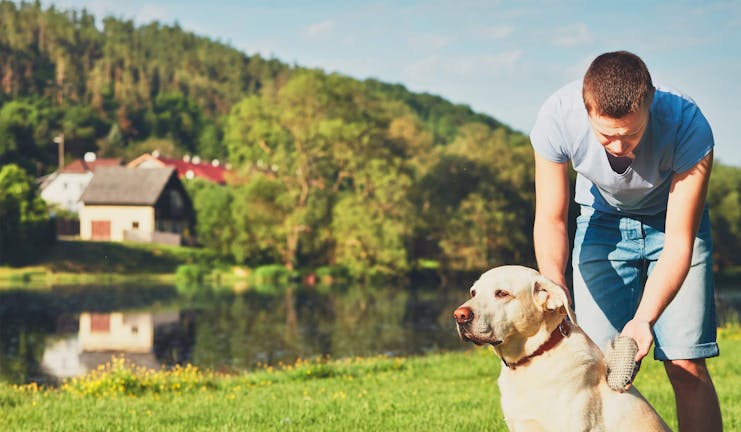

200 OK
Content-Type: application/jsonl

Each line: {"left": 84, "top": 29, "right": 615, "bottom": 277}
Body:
{"left": 0, "top": 240, "right": 217, "bottom": 287}
{"left": 1, "top": 328, "right": 739, "bottom": 431}
{"left": 4, "top": 240, "right": 741, "bottom": 290}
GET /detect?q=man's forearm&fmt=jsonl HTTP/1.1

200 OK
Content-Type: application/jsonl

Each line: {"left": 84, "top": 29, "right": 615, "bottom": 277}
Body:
{"left": 533, "top": 219, "right": 570, "bottom": 287}
{"left": 634, "top": 239, "right": 692, "bottom": 325}
{"left": 635, "top": 151, "right": 712, "bottom": 325}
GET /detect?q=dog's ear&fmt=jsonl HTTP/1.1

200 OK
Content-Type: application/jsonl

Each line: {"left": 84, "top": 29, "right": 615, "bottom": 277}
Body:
{"left": 532, "top": 275, "right": 577, "bottom": 325}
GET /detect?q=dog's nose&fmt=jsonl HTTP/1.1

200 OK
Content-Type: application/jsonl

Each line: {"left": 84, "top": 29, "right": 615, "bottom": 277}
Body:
{"left": 454, "top": 306, "right": 473, "bottom": 324}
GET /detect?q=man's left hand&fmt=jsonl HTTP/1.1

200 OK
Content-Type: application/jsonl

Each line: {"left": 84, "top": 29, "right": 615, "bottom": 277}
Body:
{"left": 620, "top": 318, "right": 654, "bottom": 362}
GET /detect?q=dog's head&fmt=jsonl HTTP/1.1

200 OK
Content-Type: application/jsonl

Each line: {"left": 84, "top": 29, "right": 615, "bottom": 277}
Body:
{"left": 454, "top": 266, "right": 575, "bottom": 358}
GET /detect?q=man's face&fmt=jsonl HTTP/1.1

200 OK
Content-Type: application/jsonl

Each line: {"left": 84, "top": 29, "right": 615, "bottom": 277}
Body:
{"left": 587, "top": 106, "right": 649, "bottom": 159}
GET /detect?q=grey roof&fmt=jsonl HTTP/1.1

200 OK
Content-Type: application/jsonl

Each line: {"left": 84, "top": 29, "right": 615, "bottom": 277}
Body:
{"left": 80, "top": 166, "right": 177, "bottom": 205}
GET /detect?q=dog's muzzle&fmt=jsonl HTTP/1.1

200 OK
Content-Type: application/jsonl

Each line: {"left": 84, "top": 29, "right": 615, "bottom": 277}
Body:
{"left": 454, "top": 305, "right": 474, "bottom": 325}
{"left": 453, "top": 305, "right": 501, "bottom": 346}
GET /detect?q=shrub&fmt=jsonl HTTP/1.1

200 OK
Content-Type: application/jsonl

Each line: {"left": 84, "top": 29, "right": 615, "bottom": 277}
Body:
{"left": 175, "top": 264, "right": 208, "bottom": 284}
{"left": 250, "top": 264, "right": 291, "bottom": 285}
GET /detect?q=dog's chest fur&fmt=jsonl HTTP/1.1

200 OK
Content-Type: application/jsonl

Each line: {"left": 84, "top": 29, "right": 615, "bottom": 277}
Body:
{"left": 497, "top": 332, "right": 606, "bottom": 431}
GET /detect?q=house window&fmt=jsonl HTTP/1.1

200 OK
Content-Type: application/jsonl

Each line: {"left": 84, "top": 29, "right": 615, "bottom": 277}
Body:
{"left": 169, "top": 190, "right": 184, "bottom": 212}
{"left": 132, "top": 221, "right": 140, "bottom": 230}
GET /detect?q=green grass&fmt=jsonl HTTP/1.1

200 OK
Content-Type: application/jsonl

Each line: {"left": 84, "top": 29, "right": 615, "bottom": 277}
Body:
{"left": 1, "top": 330, "right": 739, "bottom": 431}
{"left": 0, "top": 240, "right": 220, "bottom": 287}
{"left": 37, "top": 240, "right": 218, "bottom": 274}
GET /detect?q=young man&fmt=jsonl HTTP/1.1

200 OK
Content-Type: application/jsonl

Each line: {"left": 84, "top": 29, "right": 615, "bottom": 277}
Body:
{"left": 530, "top": 51, "right": 722, "bottom": 431}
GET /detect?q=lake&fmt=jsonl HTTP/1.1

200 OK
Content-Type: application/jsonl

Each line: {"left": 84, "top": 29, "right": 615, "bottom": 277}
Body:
{"left": 1, "top": 279, "right": 739, "bottom": 385}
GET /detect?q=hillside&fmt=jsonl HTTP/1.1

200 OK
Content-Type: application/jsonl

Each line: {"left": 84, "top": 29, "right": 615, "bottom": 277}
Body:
{"left": 0, "top": 0, "right": 526, "bottom": 176}
{"left": 2, "top": 1, "right": 739, "bottom": 276}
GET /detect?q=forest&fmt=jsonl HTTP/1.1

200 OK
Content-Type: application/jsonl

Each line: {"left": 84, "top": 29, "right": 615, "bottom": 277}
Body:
{"left": 1, "top": 1, "right": 739, "bottom": 277}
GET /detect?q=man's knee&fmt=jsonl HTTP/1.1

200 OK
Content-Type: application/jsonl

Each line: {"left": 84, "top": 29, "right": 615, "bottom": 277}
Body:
{"left": 663, "top": 358, "right": 713, "bottom": 387}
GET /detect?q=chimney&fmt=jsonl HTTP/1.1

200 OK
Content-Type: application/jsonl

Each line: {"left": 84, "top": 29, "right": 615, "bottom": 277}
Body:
{"left": 53, "top": 134, "right": 65, "bottom": 171}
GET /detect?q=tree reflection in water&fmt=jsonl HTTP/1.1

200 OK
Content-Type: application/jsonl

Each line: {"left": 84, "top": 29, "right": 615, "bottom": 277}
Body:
{"left": 14, "top": 277, "right": 731, "bottom": 384}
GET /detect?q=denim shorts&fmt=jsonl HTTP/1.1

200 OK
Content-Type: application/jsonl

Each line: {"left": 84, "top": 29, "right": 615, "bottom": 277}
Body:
{"left": 572, "top": 205, "right": 719, "bottom": 361}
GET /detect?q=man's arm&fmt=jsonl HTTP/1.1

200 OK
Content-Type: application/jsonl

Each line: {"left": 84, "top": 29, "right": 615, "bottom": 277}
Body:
{"left": 622, "top": 150, "right": 714, "bottom": 361}
{"left": 533, "top": 152, "right": 571, "bottom": 293}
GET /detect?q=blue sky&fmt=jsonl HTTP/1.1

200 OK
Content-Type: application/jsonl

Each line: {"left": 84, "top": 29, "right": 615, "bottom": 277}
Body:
{"left": 42, "top": 0, "right": 741, "bottom": 166}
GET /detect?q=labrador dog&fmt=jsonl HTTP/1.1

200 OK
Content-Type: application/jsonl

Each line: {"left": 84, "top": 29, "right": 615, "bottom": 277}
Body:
{"left": 454, "top": 265, "right": 670, "bottom": 432}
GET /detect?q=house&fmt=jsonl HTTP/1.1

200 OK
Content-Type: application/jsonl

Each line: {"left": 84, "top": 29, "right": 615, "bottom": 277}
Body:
{"left": 127, "top": 152, "right": 229, "bottom": 184}
{"left": 41, "top": 311, "right": 180, "bottom": 380}
{"left": 78, "top": 166, "right": 194, "bottom": 245}
{"left": 78, "top": 311, "right": 179, "bottom": 353}
{"left": 39, "top": 153, "right": 123, "bottom": 213}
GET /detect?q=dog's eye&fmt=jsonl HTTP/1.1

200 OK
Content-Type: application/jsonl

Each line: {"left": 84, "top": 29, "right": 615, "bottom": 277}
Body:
{"left": 470, "top": 289, "right": 477, "bottom": 298}
{"left": 495, "top": 289, "right": 510, "bottom": 299}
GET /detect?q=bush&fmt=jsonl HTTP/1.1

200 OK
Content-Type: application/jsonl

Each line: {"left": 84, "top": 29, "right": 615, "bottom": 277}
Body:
{"left": 175, "top": 264, "right": 208, "bottom": 284}
{"left": 250, "top": 264, "right": 292, "bottom": 285}
{"left": 314, "top": 265, "right": 349, "bottom": 283}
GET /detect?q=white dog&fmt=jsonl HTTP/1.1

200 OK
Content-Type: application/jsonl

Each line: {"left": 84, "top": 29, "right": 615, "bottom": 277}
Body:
{"left": 454, "top": 265, "right": 670, "bottom": 432}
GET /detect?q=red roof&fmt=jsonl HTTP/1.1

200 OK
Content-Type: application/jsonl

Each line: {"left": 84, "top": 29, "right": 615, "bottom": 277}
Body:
{"left": 161, "top": 156, "right": 228, "bottom": 184}
{"left": 128, "top": 154, "right": 228, "bottom": 184}
{"left": 61, "top": 158, "right": 123, "bottom": 173}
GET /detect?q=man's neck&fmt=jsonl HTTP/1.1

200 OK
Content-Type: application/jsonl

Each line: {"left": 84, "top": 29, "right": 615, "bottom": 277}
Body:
{"left": 606, "top": 151, "right": 633, "bottom": 174}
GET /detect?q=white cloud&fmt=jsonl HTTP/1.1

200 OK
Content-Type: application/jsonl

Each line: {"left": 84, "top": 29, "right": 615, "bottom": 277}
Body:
{"left": 403, "top": 50, "right": 523, "bottom": 81}
{"left": 552, "top": 23, "right": 593, "bottom": 47}
{"left": 305, "top": 20, "right": 335, "bottom": 39}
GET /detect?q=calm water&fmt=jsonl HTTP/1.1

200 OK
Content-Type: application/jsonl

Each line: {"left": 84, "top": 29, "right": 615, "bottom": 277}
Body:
{"left": 1, "top": 279, "right": 739, "bottom": 385}
{"left": 0, "top": 280, "right": 471, "bottom": 385}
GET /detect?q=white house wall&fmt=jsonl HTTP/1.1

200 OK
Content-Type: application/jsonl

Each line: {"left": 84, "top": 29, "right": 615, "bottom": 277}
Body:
{"left": 79, "top": 205, "right": 155, "bottom": 241}
{"left": 40, "top": 172, "right": 93, "bottom": 213}
{"left": 78, "top": 312, "right": 154, "bottom": 353}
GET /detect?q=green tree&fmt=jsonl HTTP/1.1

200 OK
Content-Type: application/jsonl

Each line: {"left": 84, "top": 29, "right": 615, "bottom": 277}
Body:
{"left": 197, "top": 121, "right": 226, "bottom": 161}
{"left": 225, "top": 71, "right": 421, "bottom": 274}
{"left": 152, "top": 91, "right": 202, "bottom": 152}
{"left": 415, "top": 123, "right": 536, "bottom": 271}
{"left": 0, "top": 164, "right": 52, "bottom": 265}
{"left": 185, "top": 178, "right": 234, "bottom": 257}
{"left": 225, "top": 72, "right": 337, "bottom": 269}
{"left": 708, "top": 163, "right": 741, "bottom": 269}
{"left": 0, "top": 100, "right": 40, "bottom": 163}
{"left": 60, "top": 104, "right": 106, "bottom": 155}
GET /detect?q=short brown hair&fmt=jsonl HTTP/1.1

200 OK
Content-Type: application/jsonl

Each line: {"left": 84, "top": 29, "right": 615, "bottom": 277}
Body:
{"left": 582, "top": 51, "right": 655, "bottom": 118}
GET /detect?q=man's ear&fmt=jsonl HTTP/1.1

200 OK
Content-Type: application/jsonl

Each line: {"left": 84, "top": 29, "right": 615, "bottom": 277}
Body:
{"left": 532, "top": 275, "right": 577, "bottom": 325}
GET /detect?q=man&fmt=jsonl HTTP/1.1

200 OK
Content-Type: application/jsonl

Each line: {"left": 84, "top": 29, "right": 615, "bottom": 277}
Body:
{"left": 530, "top": 51, "right": 722, "bottom": 432}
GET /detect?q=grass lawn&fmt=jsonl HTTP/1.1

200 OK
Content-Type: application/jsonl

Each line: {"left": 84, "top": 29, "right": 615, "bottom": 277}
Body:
{"left": 36, "top": 240, "right": 216, "bottom": 274}
{"left": 0, "top": 240, "right": 219, "bottom": 287}
{"left": 1, "top": 328, "right": 739, "bottom": 431}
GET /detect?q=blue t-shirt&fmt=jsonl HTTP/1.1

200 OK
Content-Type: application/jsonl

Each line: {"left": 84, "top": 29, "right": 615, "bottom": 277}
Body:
{"left": 530, "top": 81, "right": 714, "bottom": 216}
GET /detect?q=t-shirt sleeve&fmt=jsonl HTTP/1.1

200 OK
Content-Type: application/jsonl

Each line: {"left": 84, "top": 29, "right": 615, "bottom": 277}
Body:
{"left": 673, "top": 101, "right": 714, "bottom": 173}
{"left": 530, "top": 93, "right": 570, "bottom": 163}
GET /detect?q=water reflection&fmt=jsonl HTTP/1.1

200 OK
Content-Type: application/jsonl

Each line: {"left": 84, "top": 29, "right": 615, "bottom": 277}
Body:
{"left": 0, "top": 282, "right": 467, "bottom": 385}
{"left": 1, "top": 279, "right": 738, "bottom": 385}
{"left": 0, "top": 284, "right": 179, "bottom": 384}
{"left": 40, "top": 311, "right": 181, "bottom": 380}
